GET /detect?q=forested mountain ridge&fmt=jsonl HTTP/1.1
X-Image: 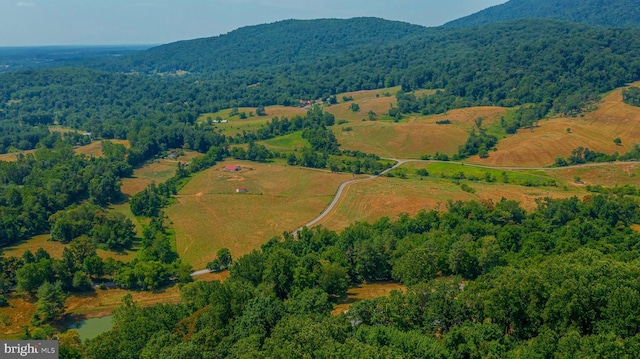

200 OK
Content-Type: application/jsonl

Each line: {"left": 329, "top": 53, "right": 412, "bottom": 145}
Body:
{"left": 445, "top": 0, "right": 640, "bottom": 28}
{"left": 97, "top": 17, "right": 427, "bottom": 74}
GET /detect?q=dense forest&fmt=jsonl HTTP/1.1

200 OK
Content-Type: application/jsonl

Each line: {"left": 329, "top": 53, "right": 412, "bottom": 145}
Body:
{"left": 30, "top": 194, "right": 639, "bottom": 358}
{"left": 445, "top": 0, "right": 640, "bottom": 28}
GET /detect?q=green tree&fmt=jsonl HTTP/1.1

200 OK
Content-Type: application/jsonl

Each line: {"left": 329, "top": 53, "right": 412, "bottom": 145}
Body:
{"left": 32, "top": 281, "right": 67, "bottom": 325}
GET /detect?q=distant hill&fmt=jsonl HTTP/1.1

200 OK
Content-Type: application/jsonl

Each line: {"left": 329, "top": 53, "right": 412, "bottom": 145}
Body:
{"left": 0, "top": 45, "right": 150, "bottom": 74}
{"left": 101, "top": 17, "right": 426, "bottom": 74}
{"left": 445, "top": 0, "right": 640, "bottom": 28}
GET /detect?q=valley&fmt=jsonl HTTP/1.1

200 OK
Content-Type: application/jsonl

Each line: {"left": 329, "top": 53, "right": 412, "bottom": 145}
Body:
{"left": 2, "top": 1, "right": 640, "bottom": 356}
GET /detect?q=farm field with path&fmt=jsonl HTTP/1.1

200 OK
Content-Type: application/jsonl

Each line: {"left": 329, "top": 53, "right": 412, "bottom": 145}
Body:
{"left": 165, "top": 160, "right": 360, "bottom": 269}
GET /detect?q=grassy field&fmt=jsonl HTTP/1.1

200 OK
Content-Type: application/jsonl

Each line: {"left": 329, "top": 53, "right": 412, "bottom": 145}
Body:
{"left": 418, "top": 162, "right": 557, "bottom": 186}
{"left": 334, "top": 106, "right": 507, "bottom": 159}
{"left": 468, "top": 83, "right": 640, "bottom": 167}
{"left": 164, "top": 160, "right": 359, "bottom": 269}
{"left": 332, "top": 281, "right": 406, "bottom": 315}
{"left": 259, "top": 131, "right": 309, "bottom": 152}
{"left": 317, "top": 172, "right": 581, "bottom": 231}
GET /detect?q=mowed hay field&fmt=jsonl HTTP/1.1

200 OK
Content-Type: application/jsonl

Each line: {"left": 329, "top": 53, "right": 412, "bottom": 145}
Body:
{"left": 165, "top": 160, "right": 358, "bottom": 269}
{"left": 469, "top": 83, "right": 640, "bottom": 167}
{"left": 334, "top": 106, "right": 506, "bottom": 159}
{"left": 317, "top": 171, "right": 582, "bottom": 232}
{"left": 198, "top": 106, "right": 306, "bottom": 137}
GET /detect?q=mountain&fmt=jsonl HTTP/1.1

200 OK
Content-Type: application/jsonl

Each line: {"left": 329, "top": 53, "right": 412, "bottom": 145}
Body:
{"left": 100, "top": 17, "right": 426, "bottom": 74}
{"left": 444, "top": 0, "right": 640, "bottom": 28}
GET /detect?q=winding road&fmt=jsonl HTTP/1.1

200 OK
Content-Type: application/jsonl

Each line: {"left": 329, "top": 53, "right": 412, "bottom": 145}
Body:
{"left": 191, "top": 159, "right": 637, "bottom": 276}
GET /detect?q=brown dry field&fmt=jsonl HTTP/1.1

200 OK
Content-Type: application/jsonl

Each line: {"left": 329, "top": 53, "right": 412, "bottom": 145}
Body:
{"left": 332, "top": 281, "right": 406, "bottom": 315}
{"left": 469, "top": 84, "right": 640, "bottom": 167}
{"left": 0, "top": 286, "right": 181, "bottom": 339}
{"left": 317, "top": 175, "right": 582, "bottom": 232}
{"left": 165, "top": 160, "right": 359, "bottom": 269}
{"left": 334, "top": 106, "right": 507, "bottom": 159}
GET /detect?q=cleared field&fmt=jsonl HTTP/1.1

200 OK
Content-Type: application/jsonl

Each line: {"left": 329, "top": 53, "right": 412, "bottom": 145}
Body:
{"left": 324, "top": 88, "right": 401, "bottom": 122}
{"left": 165, "top": 160, "right": 358, "bottom": 269}
{"left": 317, "top": 174, "right": 582, "bottom": 232}
{"left": 198, "top": 106, "right": 307, "bottom": 137}
{"left": 468, "top": 83, "right": 640, "bottom": 167}
{"left": 335, "top": 106, "right": 507, "bottom": 158}
{"left": 332, "top": 281, "right": 406, "bottom": 315}
{"left": 259, "top": 131, "right": 309, "bottom": 152}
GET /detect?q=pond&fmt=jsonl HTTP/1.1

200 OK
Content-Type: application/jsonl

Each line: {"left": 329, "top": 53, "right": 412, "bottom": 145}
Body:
{"left": 68, "top": 315, "right": 113, "bottom": 341}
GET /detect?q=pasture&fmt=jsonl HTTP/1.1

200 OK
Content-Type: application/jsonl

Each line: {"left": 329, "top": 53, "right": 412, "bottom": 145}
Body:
{"left": 334, "top": 106, "right": 506, "bottom": 158}
{"left": 317, "top": 173, "right": 581, "bottom": 231}
{"left": 468, "top": 84, "right": 640, "bottom": 167}
{"left": 165, "top": 160, "right": 358, "bottom": 269}
{"left": 259, "top": 131, "right": 309, "bottom": 152}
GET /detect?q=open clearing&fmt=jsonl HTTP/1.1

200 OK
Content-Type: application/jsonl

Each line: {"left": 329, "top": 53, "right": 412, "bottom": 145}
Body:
{"left": 259, "top": 131, "right": 309, "bottom": 152}
{"left": 468, "top": 83, "right": 640, "bottom": 167}
{"left": 334, "top": 106, "right": 507, "bottom": 159}
{"left": 165, "top": 160, "right": 358, "bottom": 269}
{"left": 332, "top": 281, "right": 406, "bottom": 315}
{"left": 317, "top": 171, "right": 581, "bottom": 231}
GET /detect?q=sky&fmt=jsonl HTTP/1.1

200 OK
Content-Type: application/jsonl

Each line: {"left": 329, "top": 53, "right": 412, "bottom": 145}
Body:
{"left": 0, "top": 0, "right": 508, "bottom": 47}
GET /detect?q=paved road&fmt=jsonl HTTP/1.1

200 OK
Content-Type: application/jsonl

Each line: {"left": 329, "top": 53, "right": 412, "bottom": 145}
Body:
{"left": 192, "top": 159, "right": 637, "bottom": 275}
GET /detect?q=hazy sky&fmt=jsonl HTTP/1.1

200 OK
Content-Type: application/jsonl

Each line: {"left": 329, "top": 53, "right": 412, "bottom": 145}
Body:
{"left": 0, "top": 0, "right": 507, "bottom": 46}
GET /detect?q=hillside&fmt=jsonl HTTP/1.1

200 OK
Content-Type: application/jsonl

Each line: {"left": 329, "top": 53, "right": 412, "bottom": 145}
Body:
{"left": 99, "top": 17, "right": 426, "bottom": 74}
{"left": 445, "top": 0, "right": 640, "bottom": 28}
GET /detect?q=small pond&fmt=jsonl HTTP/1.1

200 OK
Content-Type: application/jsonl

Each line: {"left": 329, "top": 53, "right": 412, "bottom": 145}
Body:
{"left": 68, "top": 315, "right": 113, "bottom": 340}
